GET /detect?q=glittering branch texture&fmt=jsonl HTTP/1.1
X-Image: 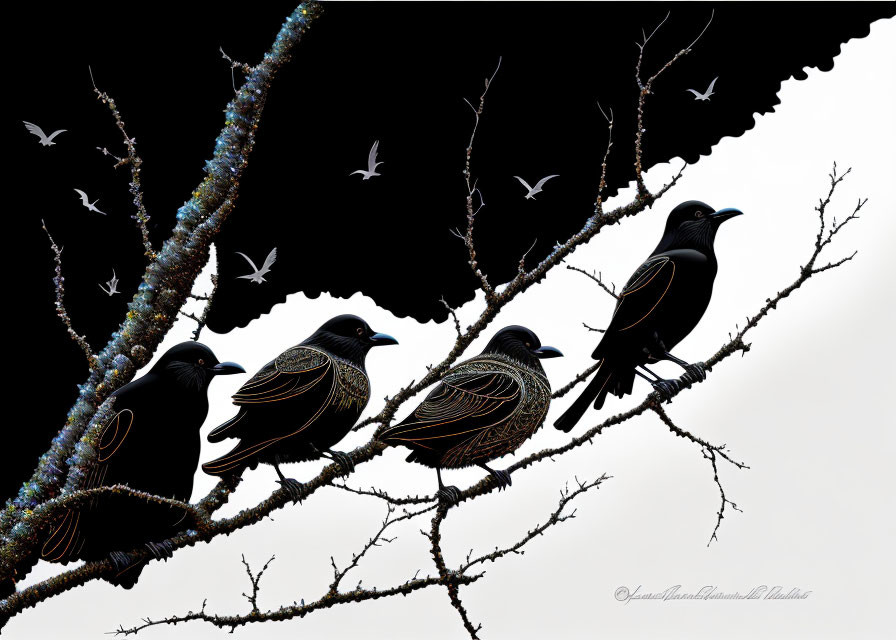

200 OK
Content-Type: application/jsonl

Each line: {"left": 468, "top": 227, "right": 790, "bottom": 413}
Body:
{"left": 1, "top": 0, "right": 320, "bottom": 605}
{"left": 0, "top": 7, "right": 867, "bottom": 637}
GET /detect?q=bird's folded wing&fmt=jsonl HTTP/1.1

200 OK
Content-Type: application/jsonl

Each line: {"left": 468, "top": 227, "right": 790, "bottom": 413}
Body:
{"left": 42, "top": 409, "right": 134, "bottom": 562}
{"left": 232, "top": 350, "right": 331, "bottom": 406}
{"left": 606, "top": 255, "right": 676, "bottom": 333}
{"left": 380, "top": 370, "right": 520, "bottom": 449}
{"left": 206, "top": 349, "right": 334, "bottom": 445}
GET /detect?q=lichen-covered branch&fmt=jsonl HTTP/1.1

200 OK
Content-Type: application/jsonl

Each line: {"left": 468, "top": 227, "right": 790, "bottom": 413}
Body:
{"left": 461, "top": 56, "right": 502, "bottom": 301}
{"left": 426, "top": 504, "right": 482, "bottom": 638}
{"left": 634, "top": 10, "right": 713, "bottom": 193}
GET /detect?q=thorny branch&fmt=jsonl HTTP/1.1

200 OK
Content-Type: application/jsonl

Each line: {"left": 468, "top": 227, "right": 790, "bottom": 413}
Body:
{"left": 441, "top": 296, "right": 463, "bottom": 337}
{"left": 241, "top": 554, "right": 275, "bottom": 615}
{"left": 180, "top": 248, "right": 221, "bottom": 341}
{"left": 40, "top": 219, "right": 98, "bottom": 369}
{"left": 459, "top": 476, "right": 608, "bottom": 572}
{"left": 427, "top": 504, "right": 482, "bottom": 638}
{"left": 1, "top": 5, "right": 866, "bottom": 637}
{"left": 461, "top": 56, "right": 503, "bottom": 300}
{"left": 651, "top": 404, "right": 747, "bottom": 544}
{"left": 566, "top": 265, "right": 618, "bottom": 299}
{"left": 90, "top": 66, "right": 155, "bottom": 261}
{"left": 634, "top": 10, "right": 713, "bottom": 194}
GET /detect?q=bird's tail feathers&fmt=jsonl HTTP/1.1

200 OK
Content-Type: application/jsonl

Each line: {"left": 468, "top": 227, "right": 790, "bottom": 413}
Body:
{"left": 207, "top": 409, "right": 247, "bottom": 443}
{"left": 553, "top": 361, "right": 615, "bottom": 433}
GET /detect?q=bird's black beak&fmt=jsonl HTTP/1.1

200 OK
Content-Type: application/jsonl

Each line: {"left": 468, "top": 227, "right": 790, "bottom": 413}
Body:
{"left": 369, "top": 332, "right": 399, "bottom": 347}
{"left": 532, "top": 345, "right": 563, "bottom": 359}
{"left": 210, "top": 361, "right": 246, "bottom": 375}
{"left": 709, "top": 207, "right": 743, "bottom": 225}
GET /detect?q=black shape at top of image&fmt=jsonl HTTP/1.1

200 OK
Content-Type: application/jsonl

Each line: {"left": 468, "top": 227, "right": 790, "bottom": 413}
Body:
{"left": 5, "top": 2, "right": 893, "bottom": 500}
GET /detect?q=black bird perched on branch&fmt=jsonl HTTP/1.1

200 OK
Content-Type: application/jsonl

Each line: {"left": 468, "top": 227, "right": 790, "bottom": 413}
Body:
{"left": 202, "top": 314, "right": 397, "bottom": 501}
{"left": 379, "top": 326, "right": 562, "bottom": 503}
{"left": 554, "top": 200, "right": 742, "bottom": 432}
{"left": 40, "top": 342, "right": 244, "bottom": 588}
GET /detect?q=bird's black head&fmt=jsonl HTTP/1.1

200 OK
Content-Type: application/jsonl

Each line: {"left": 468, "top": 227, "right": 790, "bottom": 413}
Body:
{"left": 303, "top": 314, "right": 398, "bottom": 366}
{"left": 481, "top": 326, "right": 563, "bottom": 369}
{"left": 655, "top": 200, "right": 743, "bottom": 254}
{"left": 150, "top": 342, "right": 245, "bottom": 393}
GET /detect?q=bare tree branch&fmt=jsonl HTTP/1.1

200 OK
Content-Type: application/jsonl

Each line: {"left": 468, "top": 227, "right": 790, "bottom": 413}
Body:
{"left": 462, "top": 56, "right": 503, "bottom": 300}
{"left": 91, "top": 66, "right": 155, "bottom": 261}
{"left": 180, "top": 249, "right": 220, "bottom": 341}
{"left": 40, "top": 219, "right": 98, "bottom": 369}
{"left": 426, "top": 504, "right": 482, "bottom": 639}
{"left": 566, "top": 265, "right": 618, "bottom": 299}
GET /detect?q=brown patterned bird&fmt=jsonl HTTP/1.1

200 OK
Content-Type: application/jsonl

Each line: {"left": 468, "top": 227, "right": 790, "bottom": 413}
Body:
{"left": 202, "top": 315, "right": 397, "bottom": 501}
{"left": 379, "top": 326, "right": 562, "bottom": 503}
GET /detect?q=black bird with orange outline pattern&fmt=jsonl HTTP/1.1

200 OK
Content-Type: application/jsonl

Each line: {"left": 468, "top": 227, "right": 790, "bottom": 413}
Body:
{"left": 39, "top": 342, "right": 245, "bottom": 588}
{"left": 379, "top": 326, "right": 562, "bottom": 504}
{"left": 202, "top": 315, "right": 397, "bottom": 501}
{"left": 554, "top": 200, "right": 742, "bottom": 432}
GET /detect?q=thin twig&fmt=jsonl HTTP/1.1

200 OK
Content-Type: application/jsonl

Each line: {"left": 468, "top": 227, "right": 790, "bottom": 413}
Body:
{"left": 40, "top": 220, "right": 98, "bottom": 369}
{"left": 90, "top": 66, "right": 155, "bottom": 261}
{"left": 566, "top": 265, "right": 618, "bottom": 299}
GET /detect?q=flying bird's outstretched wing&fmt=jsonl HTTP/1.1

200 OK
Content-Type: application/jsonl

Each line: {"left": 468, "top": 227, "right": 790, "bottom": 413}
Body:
{"left": 74, "top": 189, "right": 90, "bottom": 206}
{"left": 23, "top": 121, "right": 47, "bottom": 141}
{"left": 235, "top": 251, "right": 260, "bottom": 273}
{"left": 513, "top": 176, "right": 533, "bottom": 193}
{"left": 686, "top": 88, "right": 702, "bottom": 98}
{"left": 534, "top": 174, "right": 559, "bottom": 190}
{"left": 705, "top": 76, "right": 718, "bottom": 94}
{"left": 367, "top": 140, "right": 381, "bottom": 170}
{"left": 260, "top": 248, "right": 277, "bottom": 274}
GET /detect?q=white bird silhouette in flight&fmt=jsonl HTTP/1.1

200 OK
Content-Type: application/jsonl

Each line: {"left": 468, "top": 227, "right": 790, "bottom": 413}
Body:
{"left": 513, "top": 174, "right": 559, "bottom": 200}
{"left": 236, "top": 248, "right": 277, "bottom": 284}
{"left": 686, "top": 76, "right": 718, "bottom": 101}
{"left": 99, "top": 270, "right": 120, "bottom": 296}
{"left": 23, "top": 121, "right": 66, "bottom": 146}
{"left": 350, "top": 140, "right": 383, "bottom": 180}
{"left": 74, "top": 189, "right": 107, "bottom": 215}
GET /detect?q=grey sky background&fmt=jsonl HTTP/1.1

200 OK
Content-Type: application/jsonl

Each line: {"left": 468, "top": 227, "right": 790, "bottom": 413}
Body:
{"left": 9, "top": 16, "right": 895, "bottom": 640}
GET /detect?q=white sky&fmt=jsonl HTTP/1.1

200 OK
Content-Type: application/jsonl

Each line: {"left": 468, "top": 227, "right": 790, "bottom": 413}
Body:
{"left": 8, "top": 16, "right": 895, "bottom": 640}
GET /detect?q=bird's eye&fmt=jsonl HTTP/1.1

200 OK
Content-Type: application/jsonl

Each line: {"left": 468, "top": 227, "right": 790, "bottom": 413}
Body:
{"left": 356, "top": 327, "right": 364, "bottom": 336}
{"left": 695, "top": 211, "right": 705, "bottom": 218}
{"left": 198, "top": 358, "right": 205, "bottom": 366}
{"left": 525, "top": 342, "right": 532, "bottom": 348}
